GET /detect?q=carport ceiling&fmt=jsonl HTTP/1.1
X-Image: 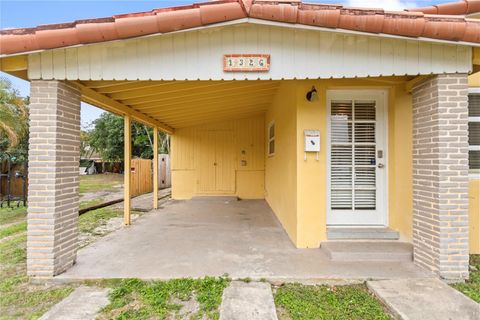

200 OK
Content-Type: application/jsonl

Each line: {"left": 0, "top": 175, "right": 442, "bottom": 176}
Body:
{"left": 78, "top": 80, "right": 281, "bottom": 129}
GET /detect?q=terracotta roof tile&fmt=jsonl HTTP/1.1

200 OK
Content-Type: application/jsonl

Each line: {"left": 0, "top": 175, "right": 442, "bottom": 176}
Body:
{"left": 1, "top": 0, "right": 479, "bottom": 56}
{"left": 407, "top": 0, "right": 480, "bottom": 15}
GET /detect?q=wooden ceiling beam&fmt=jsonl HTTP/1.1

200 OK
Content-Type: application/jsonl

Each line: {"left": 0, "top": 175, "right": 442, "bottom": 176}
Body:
{"left": 162, "top": 104, "right": 268, "bottom": 122}
{"left": 77, "top": 81, "right": 174, "bottom": 134}
{"left": 114, "top": 81, "right": 279, "bottom": 103}
{"left": 95, "top": 80, "right": 177, "bottom": 94}
{"left": 80, "top": 80, "right": 134, "bottom": 89}
{"left": 141, "top": 92, "right": 276, "bottom": 115}
{"left": 129, "top": 85, "right": 279, "bottom": 109}
{"left": 154, "top": 103, "right": 269, "bottom": 121}
{"left": 0, "top": 55, "right": 27, "bottom": 72}
{"left": 170, "top": 110, "right": 266, "bottom": 128}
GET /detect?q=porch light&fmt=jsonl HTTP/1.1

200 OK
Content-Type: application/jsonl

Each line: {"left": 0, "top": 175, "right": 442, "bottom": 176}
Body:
{"left": 306, "top": 86, "right": 318, "bottom": 102}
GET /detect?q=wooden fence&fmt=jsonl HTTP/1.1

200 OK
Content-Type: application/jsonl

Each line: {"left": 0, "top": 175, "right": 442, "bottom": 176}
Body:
{"left": 158, "top": 154, "right": 171, "bottom": 189}
{"left": 130, "top": 158, "right": 153, "bottom": 197}
{"left": 0, "top": 162, "right": 27, "bottom": 198}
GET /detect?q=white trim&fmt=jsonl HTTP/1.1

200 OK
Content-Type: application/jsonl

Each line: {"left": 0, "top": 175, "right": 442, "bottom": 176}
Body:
{"left": 2, "top": 17, "right": 478, "bottom": 59}
{"left": 470, "top": 171, "right": 480, "bottom": 180}
{"left": 468, "top": 91, "right": 480, "bottom": 177}
{"left": 469, "top": 88, "right": 480, "bottom": 94}
{"left": 326, "top": 89, "right": 389, "bottom": 226}
{"left": 267, "top": 120, "right": 275, "bottom": 157}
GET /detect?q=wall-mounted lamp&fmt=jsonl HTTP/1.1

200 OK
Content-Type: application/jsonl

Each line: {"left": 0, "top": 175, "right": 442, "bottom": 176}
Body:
{"left": 306, "top": 86, "right": 318, "bottom": 102}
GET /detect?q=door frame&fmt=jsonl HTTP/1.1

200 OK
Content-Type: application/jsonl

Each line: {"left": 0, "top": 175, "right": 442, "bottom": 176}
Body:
{"left": 326, "top": 89, "right": 389, "bottom": 226}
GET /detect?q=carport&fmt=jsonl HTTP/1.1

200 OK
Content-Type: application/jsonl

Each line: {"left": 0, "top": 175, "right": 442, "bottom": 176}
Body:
{"left": 58, "top": 197, "right": 426, "bottom": 280}
{"left": 1, "top": 0, "right": 479, "bottom": 281}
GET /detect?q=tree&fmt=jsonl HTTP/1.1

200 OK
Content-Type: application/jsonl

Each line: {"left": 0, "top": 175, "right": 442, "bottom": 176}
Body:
{"left": 0, "top": 77, "right": 29, "bottom": 161}
{"left": 87, "top": 112, "right": 169, "bottom": 162}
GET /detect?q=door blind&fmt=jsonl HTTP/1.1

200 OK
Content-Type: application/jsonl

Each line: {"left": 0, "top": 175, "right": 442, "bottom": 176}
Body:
{"left": 330, "top": 100, "right": 377, "bottom": 210}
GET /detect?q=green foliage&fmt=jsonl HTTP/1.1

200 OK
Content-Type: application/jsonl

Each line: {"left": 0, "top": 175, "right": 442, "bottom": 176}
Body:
{"left": 88, "top": 113, "right": 125, "bottom": 162}
{"left": 452, "top": 255, "right": 480, "bottom": 303}
{"left": 0, "top": 221, "right": 26, "bottom": 240}
{"left": 274, "top": 283, "right": 390, "bottom": 320}
{"left": 0, "top": 230, "right": 73, "bottom": 320}
{"left": 79, "top": 173, "right": 123, "bottom": 194}
{"left": 0, "top": 206, "right": 27, "bottom": 225}
{"left": 86, "top": 112, "right": 169, "bottom": 163}
{"left": 0, "top": 77, "right": 29, "bottom": 160}
{"left": 100, "top": 277, "right": 230, "bottom": 320}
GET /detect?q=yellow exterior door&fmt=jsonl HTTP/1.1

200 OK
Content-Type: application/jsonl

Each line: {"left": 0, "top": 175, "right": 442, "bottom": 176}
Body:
{"left": 215, "top": 131, "right": 235, "bottom": 193}
{"left": 197, "top": 130, "right": 235, "bottom": 194}
{"left": 197, "top": 131, "right": 217, "bottom": 193}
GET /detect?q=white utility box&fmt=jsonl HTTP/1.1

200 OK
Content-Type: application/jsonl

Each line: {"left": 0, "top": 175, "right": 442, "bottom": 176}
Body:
{"left": 304, "top": 130, "right": 320, "bottom": 152}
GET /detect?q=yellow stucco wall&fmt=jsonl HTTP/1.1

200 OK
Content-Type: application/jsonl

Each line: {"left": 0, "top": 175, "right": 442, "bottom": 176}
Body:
{"left": 264, "top": 78, "right": 414, "bottom": 248}
{"left": 264, "top": 81, "right": 298, "bottom": 243}
{"left": 171, "top": 115, "right": 265, "bottom": 199}
{"left": 295, "top": 82, "right": 327, "bottom": 248}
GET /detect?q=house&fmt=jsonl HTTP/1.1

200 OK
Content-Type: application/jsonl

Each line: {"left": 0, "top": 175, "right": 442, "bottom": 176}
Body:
{"left": 0, "top": 0, "right": 479, "bottom": 281}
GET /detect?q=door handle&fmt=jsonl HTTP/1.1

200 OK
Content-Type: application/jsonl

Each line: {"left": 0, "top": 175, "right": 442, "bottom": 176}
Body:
{"left": 377, "top": 163, "right": 384, "bottom": 169}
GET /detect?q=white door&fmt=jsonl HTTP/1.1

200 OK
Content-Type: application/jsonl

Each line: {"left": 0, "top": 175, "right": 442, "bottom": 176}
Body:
{"left": 327, "top": 90, "right": 387, "bottom": 226}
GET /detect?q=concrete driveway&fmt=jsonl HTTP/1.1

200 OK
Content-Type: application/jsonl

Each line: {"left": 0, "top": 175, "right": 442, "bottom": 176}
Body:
{"left": 59, "top": 197, "right": 428, "bottom": 280}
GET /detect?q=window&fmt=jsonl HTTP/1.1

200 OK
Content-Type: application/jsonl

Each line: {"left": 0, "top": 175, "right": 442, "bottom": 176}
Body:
{"left": 268, "top": 121, "right": 275, "bottom": 156}
{"left": 469, "top": 90, "right": 480, "bottom": 177}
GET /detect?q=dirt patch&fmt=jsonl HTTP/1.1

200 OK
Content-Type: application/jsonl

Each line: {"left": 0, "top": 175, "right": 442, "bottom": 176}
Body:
{"left": 79, "top": 214, "right": 139, "bottom": 248}
{"left": 168, "top": 295, "right": 204, "bottom": 320}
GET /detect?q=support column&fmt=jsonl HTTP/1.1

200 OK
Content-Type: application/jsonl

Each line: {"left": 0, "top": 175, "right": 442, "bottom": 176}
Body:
{"left": 124, "top": 115, "right": 131, "bottom": 225}
{"left": 412, "top": 73, "right": 470, "bottom": 281}
{"left": 153, "top": 127, "right": 159, "bottom": 210}
{"left": 27, "top": 80, "right": 81, "bottom": 277}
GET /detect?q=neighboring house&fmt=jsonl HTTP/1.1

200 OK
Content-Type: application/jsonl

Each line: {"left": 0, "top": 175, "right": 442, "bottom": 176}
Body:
{"left": 0, "top": 0, "right": 479, "bottom": 281}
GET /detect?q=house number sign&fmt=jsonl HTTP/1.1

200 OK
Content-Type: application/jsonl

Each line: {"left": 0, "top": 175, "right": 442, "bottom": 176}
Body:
{"left": 223, "top": 54, "right": 270, "bottom": 72}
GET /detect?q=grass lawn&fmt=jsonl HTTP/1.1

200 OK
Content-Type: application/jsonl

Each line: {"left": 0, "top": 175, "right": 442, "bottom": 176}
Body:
{"left": 0, "top": 207, "right": 75, "bottom": 320}
{"left": 452, "top": 254, "right": 480, "bottom": 303}
{"left": 99, "top": 277, "right": 230, "bottom": 320}
{"left": 0, "top": 205, "right": 27, "bottom": 225}
{"left": 274, "top": 283, "right": 391, "bottom": 320}
{"left": 0, "top": 204, "right": 126, "bottom": 319}
{"left": 79, "top": 173, "right": 124, "bottom": 194}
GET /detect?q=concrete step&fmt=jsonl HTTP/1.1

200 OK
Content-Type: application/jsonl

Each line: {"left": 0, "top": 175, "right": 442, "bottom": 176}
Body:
{"left": 367, "top": 278, "right": 480, "bottom": 320}
{"left": 321, "top": 241, "right": 413, "bottom": 262}
{"left": 39, "top": 286, "right": 110, "bottom": 320}
{"left": 220, "top": 281, "right": 277, "bottom": 320}
{"left": 327, "top": 227, "right": 400, "bottom": 240}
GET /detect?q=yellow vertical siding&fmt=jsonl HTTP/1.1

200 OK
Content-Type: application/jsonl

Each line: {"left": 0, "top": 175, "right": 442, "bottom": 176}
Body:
{"left": 171, "top": 115, "right": 265, "bottom": 199}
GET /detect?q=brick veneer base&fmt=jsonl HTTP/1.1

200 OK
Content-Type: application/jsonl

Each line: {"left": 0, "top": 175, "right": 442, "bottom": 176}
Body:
{"left": 412, "top": 73, "right": 470, "bottom": 281}
{"left": 27, "top": 80, "right": 81, "bottom": 277}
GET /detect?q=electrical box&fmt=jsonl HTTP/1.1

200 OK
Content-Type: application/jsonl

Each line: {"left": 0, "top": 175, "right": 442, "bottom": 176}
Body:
{"left": 304, "top": 130, "right": 320, "bottom": 152}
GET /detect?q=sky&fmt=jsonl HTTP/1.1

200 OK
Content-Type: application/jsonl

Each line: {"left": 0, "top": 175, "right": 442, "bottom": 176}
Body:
{"left": 0, "top": 0, "right": 450, "bottom": 129}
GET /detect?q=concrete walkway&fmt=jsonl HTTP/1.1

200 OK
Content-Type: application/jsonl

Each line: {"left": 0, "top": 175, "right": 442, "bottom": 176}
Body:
{"left": 59, "top": 198, "right": 428, "bottom": 281}
{"left": 39, "top": 286, "right": 109, "bottom": 320}
{"left": 220, "top": 281, "right": 277, "bottom": 320}
{"left": 367, "top": 278, "right": 480, "bottom": 320}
